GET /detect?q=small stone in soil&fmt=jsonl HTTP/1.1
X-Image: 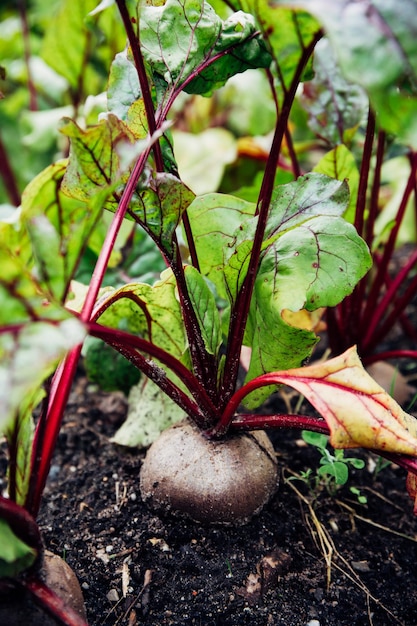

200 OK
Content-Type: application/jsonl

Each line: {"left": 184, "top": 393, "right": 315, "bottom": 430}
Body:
{"left": 107, "top": 589, "right": 120, "bottom": 602}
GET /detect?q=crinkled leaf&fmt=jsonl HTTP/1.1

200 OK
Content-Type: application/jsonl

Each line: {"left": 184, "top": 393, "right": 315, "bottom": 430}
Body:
{"left": 140, "top": 0, "right": 272, "bottom": 96}
{"left": 111, "top": 377, "right": 186, "bottom": 448}
{"left": 301, "top": 38, "right": 368, "bottom": 146}
{"left": 185, "top": 193, "right": 256, "bottom": 300}
{"left": 269, "top": 346, "right": 417, "bottom": 455}
{"left": 0, "top": 221, "right": 67, "bottom": 325}
{"left": 225, "top": 173, "right": 368, "bottom": 309}
{"left": 60, "top": 114, "right": 137, "bottom": 210}
{"left": 107, "top": 49, "right": 178, "bottom": 173}
{"left": 95, "top": 269, "right": 190, "bottom": 371}
{"left": 107, "top": 49, "right": 149, "bottom": 139}
{"left": 313, "top": 145, "right": 360, "bottom": 223}
{"left": 282, "top": 0, "right": 417, "bottom": 145}
{"left": 21, "top": 161, "right": 102, "bottom": 303}
{"left": 262, "top": 214, "right": 370, "bottom": 312}
{"left": 133, "top": 173, "right": 195, "bottom": 257}
{"left": 262, "top": 172, "right": 349, "bottom": 235}
{"left": 240, "top": 174, "right": 371, "bottom": 406}
{"left": 0, "top": 518, "right": 37, "bottom": 578}
{"left": 184, "top": 265, "right": 221, "bottom": 356}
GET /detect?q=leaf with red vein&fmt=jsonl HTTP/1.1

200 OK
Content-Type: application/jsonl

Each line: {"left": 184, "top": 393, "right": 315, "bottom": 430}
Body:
{"left": 274, "top": 346, "right": 417, "bottom": 455}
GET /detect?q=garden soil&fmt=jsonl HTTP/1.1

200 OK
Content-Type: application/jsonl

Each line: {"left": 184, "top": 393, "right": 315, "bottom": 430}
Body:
{"left": 30, "top": 367, "right": 417, "bottom": 626}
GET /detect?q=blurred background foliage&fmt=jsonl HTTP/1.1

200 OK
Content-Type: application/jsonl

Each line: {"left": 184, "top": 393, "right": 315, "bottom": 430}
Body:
{"left": 2, "top": 1, "right": 415, "bottom": 253}
{"left": 1, "top": 0, "right": 417, "bottom": 392}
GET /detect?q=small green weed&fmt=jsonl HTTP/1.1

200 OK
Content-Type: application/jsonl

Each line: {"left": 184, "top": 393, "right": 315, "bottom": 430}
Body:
{"left": 295, "top": 431, "right": 366, "bottom": 498}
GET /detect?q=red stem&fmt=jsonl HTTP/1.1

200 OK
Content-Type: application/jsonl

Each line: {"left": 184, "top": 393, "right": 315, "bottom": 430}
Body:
{"left": 354, "top": 108, "right": 375, "bottom": 237}
{"left": 362, "top": 248, "right": 417, "bottom": 352}
{"left": 0, "top": 132, "right": 21, "bottom": 206}
{"left": 364, "top": 349, "right": 417, "bottom": 365}
{"left": 219, "top": 32, "right": 322, "bottom": 409}
{"left": 230, "top": 413, "right": 329, "bottom": 434}
{"left": 335, "top": 110, "right": 376, "bottom": 350}
{"left": 360, "top": 152, "right": 417, "bottom": 335}
{"left": 25, "top": 578, "right": 88, "bottom": 626}
{"left": 115, "top": 0, "right": 164, "bottom": 173}
{"left": 365, "top": 130, "right": 386, "bottom": 246}
{"left": 26, "top": 144, "right": 156, "bottom": 517}
{"left": 88, "top": 322, "right": 218, "bottom": 425}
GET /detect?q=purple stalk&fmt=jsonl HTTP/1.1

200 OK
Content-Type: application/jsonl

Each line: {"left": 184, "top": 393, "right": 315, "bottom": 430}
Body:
{"left": 230, "top": 412, "right": 329, "bottom": 433}
{"left": 360, "top": 151, "right": 417, "bottom": 334}
{"left": 335, "top": 111, "right": 377, "bottom": 351}
{"left": 0, "top": 496, "right": 42, "bottom": 556}
{"left": 219, "top": 32, "right": 322, "bottom": 409}
{"left": 362, "top": 249, "right": 417, "bottom": 353}
{"left": 115, "top": 0, "right": 164, "bottom": 173}
{"left": 0, "top": 132, "right": 21, "bottom": 206}
{"left": 88, "top": 322, "right": 218, "bottom": 426}
{"left": 354, "top": 108, "right": 376, "bottom": 237}
{"left": 364, "top": 349, "right": 417, "bottom": 365}
{"left": 365, "top": 130, "right": 386, "bottom": 246}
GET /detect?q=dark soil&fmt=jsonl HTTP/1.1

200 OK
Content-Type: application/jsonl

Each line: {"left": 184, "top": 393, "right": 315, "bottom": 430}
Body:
{"left": 33, "top": 372, "right": 417, "bottom": 626}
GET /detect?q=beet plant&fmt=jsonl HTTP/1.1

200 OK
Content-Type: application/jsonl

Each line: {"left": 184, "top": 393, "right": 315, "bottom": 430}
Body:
{"left": 1, "top": 0, "right": 417, "bottom": 623}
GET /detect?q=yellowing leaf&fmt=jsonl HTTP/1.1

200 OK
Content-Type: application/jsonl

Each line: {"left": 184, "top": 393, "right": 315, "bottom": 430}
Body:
{"left": 281, "top": 308, "right": 325, "bottom": 332}
{"left": 274, "top": 346, "right": 417, "bottom": 456}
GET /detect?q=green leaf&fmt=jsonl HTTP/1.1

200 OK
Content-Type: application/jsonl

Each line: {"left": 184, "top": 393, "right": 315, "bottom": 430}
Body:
{"left": 0, "top": 318, "right": 86, "bottom": 434}
{"left": 41, "top": 0, "right": 98, "bottom": 89}
{"left": 318, "top": 460, "right": 348, "bottom": 485}
{"left": 348, "top": 458, "right": 365, "bottom": 470}
{"left": 84, "top": 337, "right": 141, "bottom": 394}
{"left": 140, "top": 0, "right": 272, "bottom": 97}
{"left": 107, "top": 48, "right": 178, "bottom": 173}
{"left": 21, "top": 161, "right": 102, "bottom": 303}
{"left": 243, "top": 286, "right": 319, "bottom": 408}
{"left": 313, "top": 145, "right": 360, "bottom": 223}
{"left": 0, "top": 220, "right": 67, "bottom": 325}
{"left": 0, "top": 518, "right": 37, "bottom": 578}
{"left": 184, "top": 265, "right": 222, "bottom": 356}
{"left": 302, "top": 430, "right": 328, "bottom": 449}
{"left": 185, "top": 193, "right": 256, "bottom": 300}
{"left": 4, "top": 389, "right": 41, "bottom": 506}
{"left": 111, "top": 377, "right": 186, "bottom": 448}
{"left": 0, "top": 215, "right": 85, "bottom": 433}
{"left": 95, "top": 269, "right": 190, "bottom": 371}
{"left": 107, "top": 49, "right": 149, "bottom": 139}
{"left": 301, "top": 38, "right": 368, "bottom": 146}
{"left": 281, "top": 0, "right": 417, "bottom": 145}
{"left": 240, "top": 1, "right": 320, "bottom": 102}
{"left": 133, "top": 173, "right": 195, "bottom": 257}
{"left": 60, "top": 115, "right": 137, "bottom": 210}
{"left": 265, "top": 172, "right": 350, "bottom": 234}
{"left": 241, "top": 174, "right": 372, "bottom": 406}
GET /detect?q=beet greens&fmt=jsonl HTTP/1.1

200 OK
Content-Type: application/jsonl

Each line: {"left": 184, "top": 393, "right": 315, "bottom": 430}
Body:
{"left": 1, "top": 0, "right": 417, "bottom": 622}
